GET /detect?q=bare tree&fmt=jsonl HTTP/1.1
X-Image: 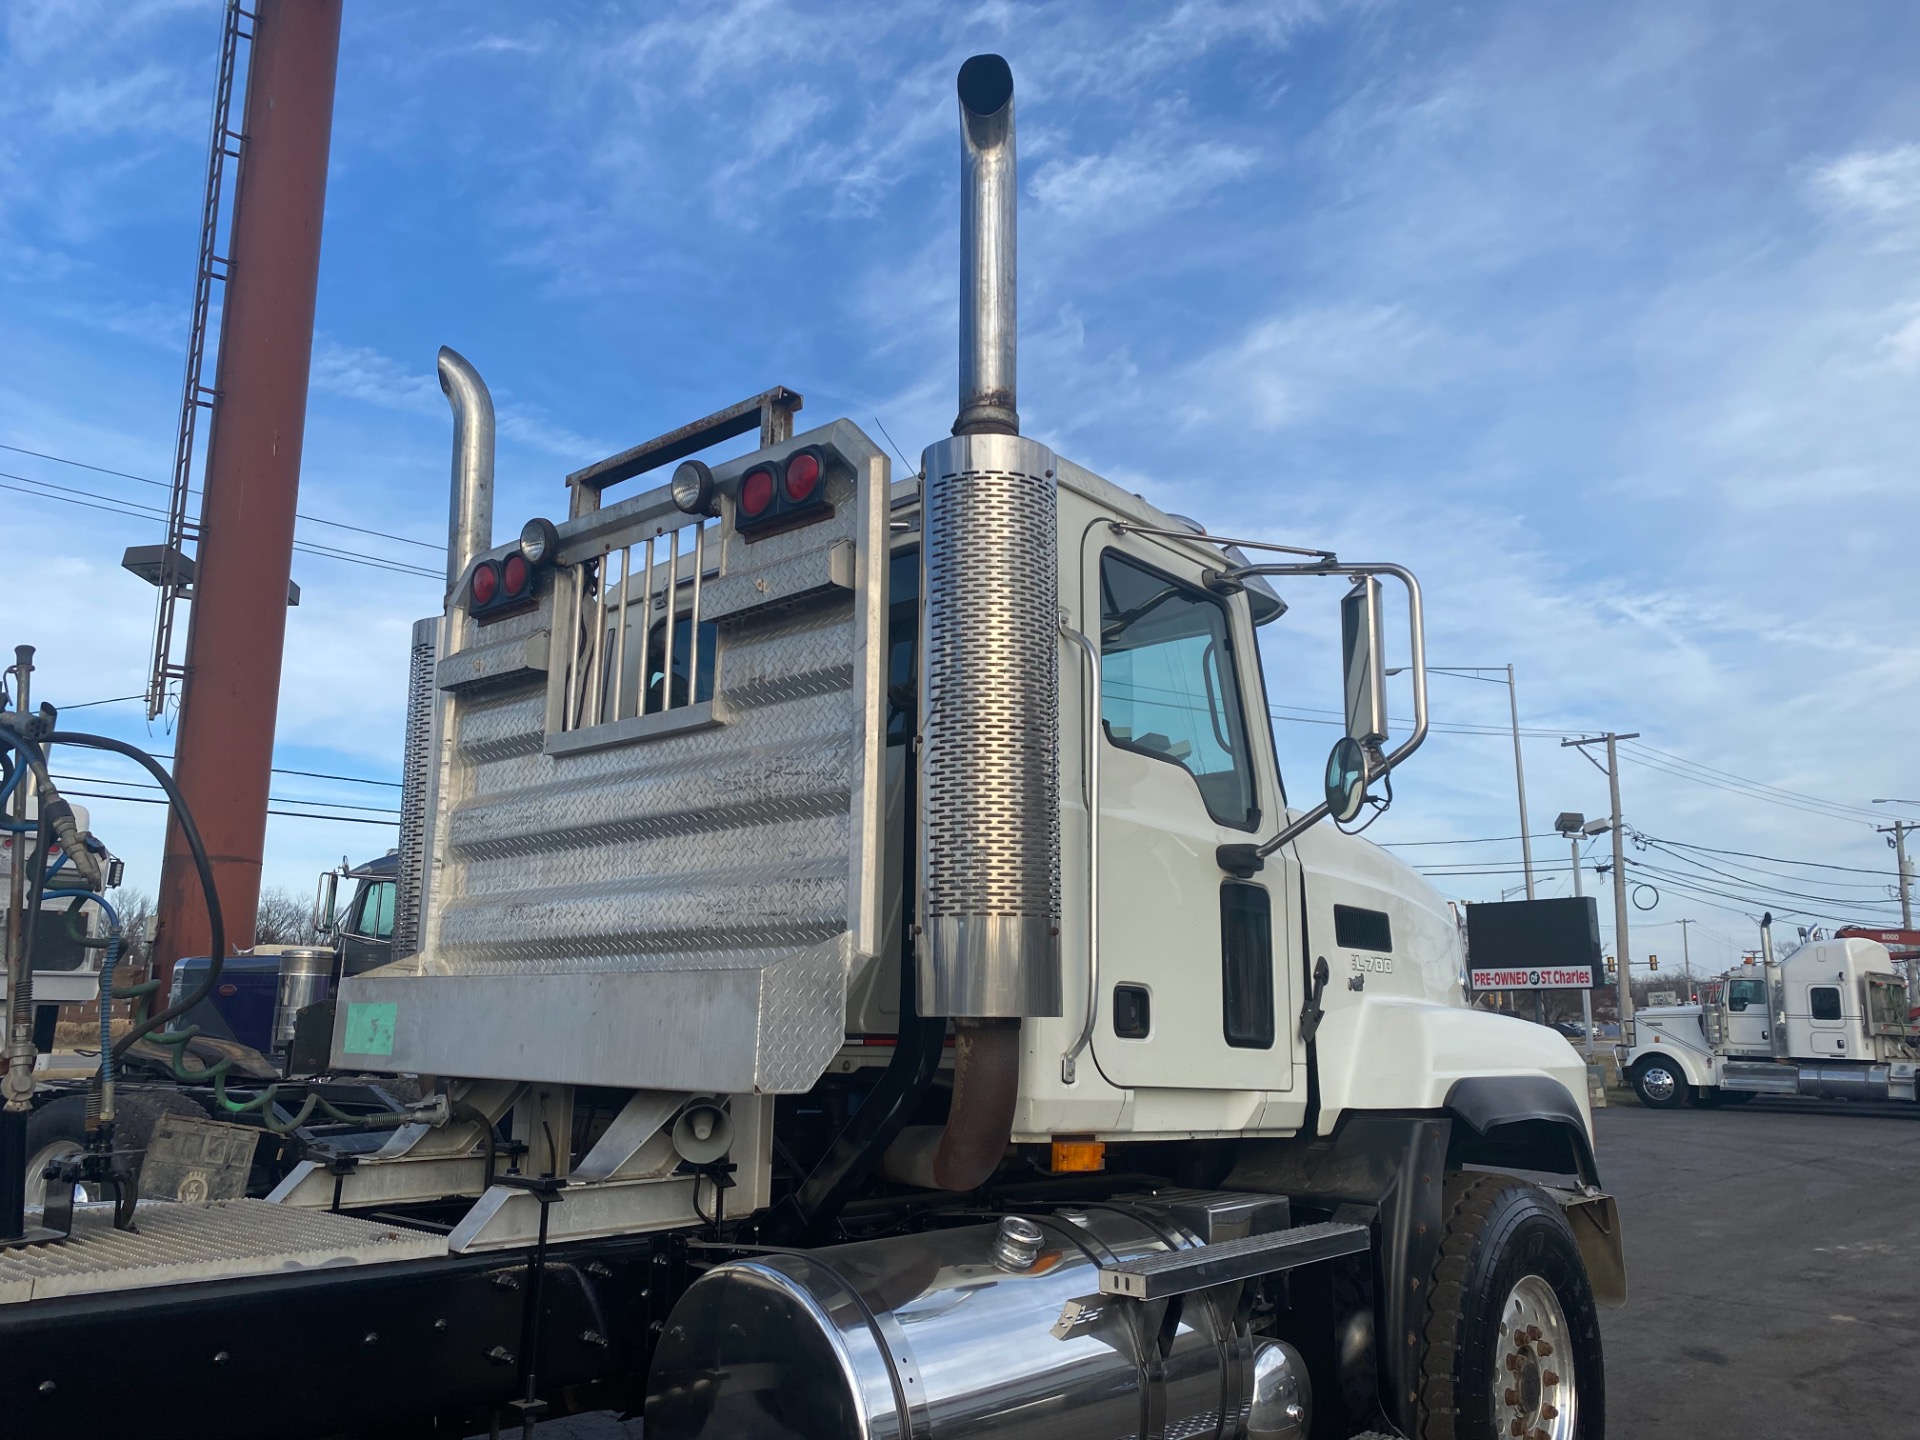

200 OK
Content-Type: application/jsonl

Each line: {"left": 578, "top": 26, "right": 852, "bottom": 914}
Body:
{"left": 107, "top": 888, "right": 155, "bottom": 970}
{"left": 254, "top": 886, "right": 322, "bottom": 946}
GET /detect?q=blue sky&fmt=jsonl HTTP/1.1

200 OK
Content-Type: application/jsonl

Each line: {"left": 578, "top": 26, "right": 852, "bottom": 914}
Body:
{"left": 4, "top": 0, "right": 1918, "bottom": 973}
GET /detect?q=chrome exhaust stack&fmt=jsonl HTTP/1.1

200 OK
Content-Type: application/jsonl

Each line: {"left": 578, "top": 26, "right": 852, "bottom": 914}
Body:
{"left": 437, "top": 345, "right": 494, "bottom": 593}
{"left": 918, "top": 55, "right": 1061, "bottom": 1023}
{"left": 954, "top": 54, "right": 1018, "bottom": 438}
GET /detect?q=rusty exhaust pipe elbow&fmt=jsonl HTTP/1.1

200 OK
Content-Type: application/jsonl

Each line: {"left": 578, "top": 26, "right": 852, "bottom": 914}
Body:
{"left": 930, "top": 1019, "right": 1021, "bottom": 1191}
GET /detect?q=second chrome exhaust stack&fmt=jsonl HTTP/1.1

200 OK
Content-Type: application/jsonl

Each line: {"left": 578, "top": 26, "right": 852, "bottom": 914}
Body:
{"left": 438, "top": 345, "right": 494, "bottom": 593}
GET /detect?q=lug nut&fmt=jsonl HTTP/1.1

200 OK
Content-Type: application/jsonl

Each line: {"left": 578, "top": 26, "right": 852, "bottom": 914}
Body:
{"left": 1504, "top": 1388, "right": 1520, "bottom": 1407}
{"left": 1541, "top": 1404, "right": 1559, "bottom": 1419}
{"left": 1537, "top": 1340, "right": 1554, "bottom": 1357}
{"left": 1543, "top": 1370, "right": 1560, "bottom": 1386}
{"left": 1509, "top": 1420, "right": 1525, "bottom": 1437}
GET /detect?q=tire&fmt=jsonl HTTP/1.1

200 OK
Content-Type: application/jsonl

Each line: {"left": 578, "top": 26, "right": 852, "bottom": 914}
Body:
{"left": 23, "top": 1088, "right": 207, "bottom": 1213}
{"left": 1418, "top": 1172, "right": 1606, "bottom": 1440}
{"left": 1629, "top": 1057, "right": 1689, "bottom": 1110}
{"left": 23, "top": 1095, "right": 94, "bottom": 1213}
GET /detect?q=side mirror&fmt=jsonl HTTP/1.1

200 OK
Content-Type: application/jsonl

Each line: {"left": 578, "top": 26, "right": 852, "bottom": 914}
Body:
{"left": 1341, "top": 576, "right": 1387, "bottom": 749}
{"left": 312, "top": 869, "right": 341, "bottom": 941}
{"left": 1324, "top": 736, "right": 1368, "bottom": 823}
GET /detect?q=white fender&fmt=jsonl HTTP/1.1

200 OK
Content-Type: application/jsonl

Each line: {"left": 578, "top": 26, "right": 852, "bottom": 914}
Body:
{"left": 1316, "top": 995, "right": 1592, "bottom": 1136}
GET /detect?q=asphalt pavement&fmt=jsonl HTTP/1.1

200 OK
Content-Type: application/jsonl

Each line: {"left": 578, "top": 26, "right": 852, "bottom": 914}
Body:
{"left": 1596, "top": 1096, "right": 1920, "bottom": 1438}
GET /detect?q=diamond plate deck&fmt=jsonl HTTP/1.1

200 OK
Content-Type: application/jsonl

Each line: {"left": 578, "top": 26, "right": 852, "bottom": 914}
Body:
{"left": 0, "top": 1200, "right": 447, "bottom": 1305}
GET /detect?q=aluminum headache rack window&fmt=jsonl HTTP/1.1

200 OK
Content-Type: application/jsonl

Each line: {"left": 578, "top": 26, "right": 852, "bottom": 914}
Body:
{"left": 557, "top": 512, "right": 717, "bottom": 737}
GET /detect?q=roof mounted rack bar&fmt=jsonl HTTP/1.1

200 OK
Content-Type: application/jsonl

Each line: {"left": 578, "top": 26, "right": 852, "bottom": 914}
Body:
{"left": 565, "top": 386, "right": 804, "bottom": 518}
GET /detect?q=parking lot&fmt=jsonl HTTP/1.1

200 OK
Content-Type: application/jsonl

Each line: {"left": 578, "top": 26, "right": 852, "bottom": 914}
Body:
{"left": 1597, "top": 1097, "right": 1920, "bottom": 1438}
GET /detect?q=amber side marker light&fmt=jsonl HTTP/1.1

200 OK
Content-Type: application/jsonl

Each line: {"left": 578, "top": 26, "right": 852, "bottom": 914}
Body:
{"left": 1050, "top": 1139, "right": 1106, "bottom": 1173}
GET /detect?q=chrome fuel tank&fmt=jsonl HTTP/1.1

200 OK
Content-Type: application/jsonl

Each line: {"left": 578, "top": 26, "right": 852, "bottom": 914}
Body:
{"left": 647, "top": 1205, "right": 1258, "bottom": 1439}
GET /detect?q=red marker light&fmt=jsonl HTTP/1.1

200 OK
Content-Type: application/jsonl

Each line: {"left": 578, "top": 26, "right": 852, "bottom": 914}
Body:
{"left": 783, "top": 450, "right": 821, "bottom": 503}
{"left": 501, "top": 553, "right": 530, "bottom": 597}
{"left": 741, "top": 466, "right": 776, "bottom": 518}
{"left": 470, "top": 561, "right": 500, "bottom": 607}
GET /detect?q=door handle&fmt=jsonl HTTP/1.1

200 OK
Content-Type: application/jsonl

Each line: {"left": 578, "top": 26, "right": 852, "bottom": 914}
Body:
{"left": 1298, "top": 957, "right": 1330, "bottom": 1044}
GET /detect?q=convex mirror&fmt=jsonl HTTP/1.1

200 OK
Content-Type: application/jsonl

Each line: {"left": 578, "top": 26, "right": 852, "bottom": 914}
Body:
{"left": 1325, "top": 736, "right": 1368, "bottom": 823}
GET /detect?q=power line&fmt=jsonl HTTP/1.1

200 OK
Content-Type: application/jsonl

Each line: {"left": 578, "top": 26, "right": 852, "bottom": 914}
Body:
{"left": 1379, "top": 832, "right": 1561, "bottom": 848}
{"left": 1639, "top": 833, "right": 1895, "bottom": 876}
{"left": 56, "top": 787, "right": 398, "bottom": 827}
{"left": 53, "top": 771, "right": 399, "bottom": 816}
{"left": 1621, "top": 739, "right": 1884, "bottom": 823}
{"left": 0, "top": 471, "right": 443, "bottom": 580}
{"left": 1615, "top": 745, "right": 1878, "bottom": 826}
{"left": 0, "top": 442, "right": 441, "bottom": 551}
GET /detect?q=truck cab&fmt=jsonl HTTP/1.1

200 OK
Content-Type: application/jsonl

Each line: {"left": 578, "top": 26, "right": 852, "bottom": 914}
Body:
{"left": 1625, "top": 936, "right": 1920, "bottom": 1107}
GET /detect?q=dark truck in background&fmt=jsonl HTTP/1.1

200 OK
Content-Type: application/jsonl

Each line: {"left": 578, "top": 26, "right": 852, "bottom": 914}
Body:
{"left": 168, "top": 850, "right": 399, "bottom": 1065}
{"left": 20, "top": 852, "right": 407, "bottom": 1214}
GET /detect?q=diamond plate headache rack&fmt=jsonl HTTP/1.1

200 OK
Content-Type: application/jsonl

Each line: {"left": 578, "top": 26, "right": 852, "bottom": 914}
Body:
{"left": 566, "top": 387, "right": 804, "bottom": 519}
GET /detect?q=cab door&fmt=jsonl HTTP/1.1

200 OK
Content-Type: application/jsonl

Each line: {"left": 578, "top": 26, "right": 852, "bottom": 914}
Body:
{"left": 1723, "top": 975, "right": 1773, "bottom": 1053}
{"left": 1087, "top": 532, "right": 1296, "bottom": 1093}
{"left": 1805, "top": 982, "right": 1848, "bottom": 1057}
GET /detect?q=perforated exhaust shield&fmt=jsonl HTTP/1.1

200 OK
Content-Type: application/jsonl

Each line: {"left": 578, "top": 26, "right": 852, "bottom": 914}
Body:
{"left": 919, "top": 431, "right": 1061, "bottom": 1017}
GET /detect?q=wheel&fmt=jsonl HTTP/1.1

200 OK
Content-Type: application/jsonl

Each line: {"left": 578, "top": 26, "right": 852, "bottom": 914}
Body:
{"left": 1419, "top": 1172, "right": 1606, "bottom": 1440}
{"left": 23, "top": 1088, "right": 209, "bottom": 1214}
{"left": 1629, "top": 1057, "right": 1689, "bottom": 1110}
{"left": 23, "top": 1095, "right": 95, "bottom": 1213}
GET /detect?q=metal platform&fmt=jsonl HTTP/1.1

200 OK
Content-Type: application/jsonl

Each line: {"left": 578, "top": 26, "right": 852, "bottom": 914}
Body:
{"left": 0, "top": 1199, "right": 446, "bottom": 1304}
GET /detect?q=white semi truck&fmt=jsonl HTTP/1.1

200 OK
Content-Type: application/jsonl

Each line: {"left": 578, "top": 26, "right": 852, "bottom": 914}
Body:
{"left": 0, "top": 57, "right": 1622, "bottom": 1440}
{"left": 1621, "top": 920, "right": 1919, "bottom": 1110}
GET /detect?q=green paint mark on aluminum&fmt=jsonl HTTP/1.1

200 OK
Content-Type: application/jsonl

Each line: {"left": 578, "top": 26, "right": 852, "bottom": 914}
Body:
{"left": 343, "top": 1001, "right": 397, "bottom": 1056}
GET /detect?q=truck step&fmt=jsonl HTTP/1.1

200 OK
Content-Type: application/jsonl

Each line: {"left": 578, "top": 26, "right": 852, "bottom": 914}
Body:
{"left": 0, "top": 1199, "right": 446, "bottom": 1305}
{"left": 1097, "top": 1220, "right": 1370, "bottom": 1300}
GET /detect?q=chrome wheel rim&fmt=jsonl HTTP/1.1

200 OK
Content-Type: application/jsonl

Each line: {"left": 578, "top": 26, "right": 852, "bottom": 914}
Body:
{"left": 23, "top": 1139, "right": 95, "bottom": 1213}
{"left": 1639, "top": 1065, "right": 1677, "bottom": 1102}
{"left": 1493, "top": 1274, "right": 1577, "bottom": 1440}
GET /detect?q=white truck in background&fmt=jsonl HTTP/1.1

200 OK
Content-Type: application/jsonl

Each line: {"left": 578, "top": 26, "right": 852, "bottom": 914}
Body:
{"left": 1621, "top": 919, "right": 1920, "bottom": 1109}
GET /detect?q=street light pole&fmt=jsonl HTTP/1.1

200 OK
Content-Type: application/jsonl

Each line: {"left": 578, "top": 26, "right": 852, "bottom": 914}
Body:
{"left": 1508, "top": 664, "right": 1535, "bottom": 900}
{"left": 1393, "top": 663, "right": 1535, "bottom": 898}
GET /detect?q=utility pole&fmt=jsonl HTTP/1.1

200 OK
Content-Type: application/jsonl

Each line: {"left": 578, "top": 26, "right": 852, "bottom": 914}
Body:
{"left": 1677, "top": 918, "right": 1694, "bottom": 998}
{"left": 1876, "top": 821, "right": 1913, "bottom": 930}
{"left": 1565, "top": 732, "right": 1640, "bottom": 1043}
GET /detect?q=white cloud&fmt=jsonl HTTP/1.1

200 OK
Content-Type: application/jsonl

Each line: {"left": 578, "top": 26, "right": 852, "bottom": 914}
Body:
{"left": 1811, "top": 143, "right": 1920, "bottom": 226}
{"left": 1028, "top": 135, "right": 1259, "bottom": 230}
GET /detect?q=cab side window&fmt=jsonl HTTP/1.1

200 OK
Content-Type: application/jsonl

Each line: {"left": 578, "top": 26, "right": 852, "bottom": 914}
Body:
{"left": 355, "top": 881, "right": 396, "bottom": 942}
{"left": 1099, "top": 551, "right": 1258, "bottom": 829}
{"left": 1809, "top": 985, "right": 1842, "bottom": 1022}
{"left": 1727, "top": 979, "right": 1765, "bottom": 1012}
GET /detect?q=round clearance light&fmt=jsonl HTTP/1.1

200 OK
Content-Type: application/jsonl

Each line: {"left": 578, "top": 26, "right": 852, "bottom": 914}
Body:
{"left": 740, "top": 466, "right": 776, "bottom": 519}
{"left": 671, "top": 459, "right": 716, "bottom": 516}
{"left": 518, "top": 517, "right": 560, "bottom": 567}
{"left": 783, "top": 449, "right": 822, "bottom": 503}
{"left": 469, "top": 560, "right": 500, "bottom": 607}
{"left": 501, "top": 552, "right": 530, "bottom": 598}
